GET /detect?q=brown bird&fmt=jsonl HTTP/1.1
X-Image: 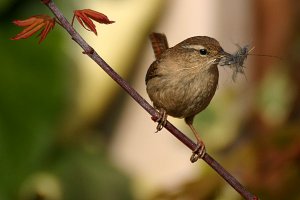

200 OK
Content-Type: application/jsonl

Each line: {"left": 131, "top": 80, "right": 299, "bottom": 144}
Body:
{"left": 146, "top": 33, "right": 231, "bottom": 162}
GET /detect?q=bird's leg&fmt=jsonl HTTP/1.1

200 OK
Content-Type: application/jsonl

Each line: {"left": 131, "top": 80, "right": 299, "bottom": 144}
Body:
{"left": 155, "top": 108, "right": 167, "bottom": 132}
{"left": 188, "top": 123, "right": 206, "bottom": 162}
{"left": 185, "top": 117, "right": 206, "bottom": 162}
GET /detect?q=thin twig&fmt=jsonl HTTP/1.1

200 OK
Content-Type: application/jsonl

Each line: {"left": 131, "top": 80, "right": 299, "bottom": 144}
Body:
{"left": 41, "top": 1, "right": 258, "bottom": 199}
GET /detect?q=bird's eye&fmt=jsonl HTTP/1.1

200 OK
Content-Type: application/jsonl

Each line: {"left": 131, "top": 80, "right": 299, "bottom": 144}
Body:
{"left": 199, "top": 49, "right": 208, "bottom": 56}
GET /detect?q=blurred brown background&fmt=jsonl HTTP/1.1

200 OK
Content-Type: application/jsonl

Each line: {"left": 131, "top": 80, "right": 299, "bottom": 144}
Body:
{"left": 0, "top": 0, "right": 299, "bottom": 200}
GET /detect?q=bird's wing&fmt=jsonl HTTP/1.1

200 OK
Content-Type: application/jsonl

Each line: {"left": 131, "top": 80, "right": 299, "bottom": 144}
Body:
{"left": 145, "top": 61, "right": 160, "bottom": 84}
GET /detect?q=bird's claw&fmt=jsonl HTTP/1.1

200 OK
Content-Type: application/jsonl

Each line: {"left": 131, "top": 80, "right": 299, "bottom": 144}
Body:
{"left": 155, "top": 109, "right": 167, "bottom": 132}
{"left": 190, "top": 142, "right": 206, "bottom": 163}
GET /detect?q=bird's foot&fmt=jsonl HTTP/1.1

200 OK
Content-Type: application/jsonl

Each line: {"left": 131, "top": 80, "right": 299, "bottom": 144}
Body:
{"left": 155, "top": 109, "right": 167, "bottom": 132}
{"left": 190, "top": 142, "right": 206, "bottom": 163}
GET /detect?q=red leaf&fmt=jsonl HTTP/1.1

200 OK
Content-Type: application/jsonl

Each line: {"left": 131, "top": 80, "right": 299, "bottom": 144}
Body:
{"left": 73, "top": 9, "right": 114, "bottom": 35}
{"left": 11, "top": 15, "right": 55, "bottom": 43}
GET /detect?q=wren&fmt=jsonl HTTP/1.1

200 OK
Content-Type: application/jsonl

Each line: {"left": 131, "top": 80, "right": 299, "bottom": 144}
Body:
{"left": 145, "top": 33, "right": 231, "bottom": 162}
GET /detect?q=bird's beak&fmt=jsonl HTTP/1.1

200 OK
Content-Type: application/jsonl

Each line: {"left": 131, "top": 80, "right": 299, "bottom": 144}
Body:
{"left": 217, "top": 49, "right": 233, "bottom": 66}
{"left": 219, "top": 49, "right": 232, "bottom": 58}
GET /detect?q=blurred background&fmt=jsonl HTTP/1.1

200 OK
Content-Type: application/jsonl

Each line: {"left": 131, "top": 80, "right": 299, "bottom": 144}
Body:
{"left": 0, "top": 0, "right": 300, "bottom": 199}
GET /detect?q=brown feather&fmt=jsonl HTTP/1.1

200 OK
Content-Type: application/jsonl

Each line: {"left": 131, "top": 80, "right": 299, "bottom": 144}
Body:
{"left": 149, "top": 32, "right": 169, "bottom": 59}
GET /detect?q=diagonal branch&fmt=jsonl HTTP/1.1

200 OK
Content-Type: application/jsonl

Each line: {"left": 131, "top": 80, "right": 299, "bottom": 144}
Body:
{"left": 41, "top": 1, "right": 258, "bottom": 199}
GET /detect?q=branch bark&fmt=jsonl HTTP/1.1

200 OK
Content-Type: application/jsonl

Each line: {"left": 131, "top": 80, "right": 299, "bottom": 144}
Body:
{"left": 41, "top": 1, "right": 258, "bottom": 199}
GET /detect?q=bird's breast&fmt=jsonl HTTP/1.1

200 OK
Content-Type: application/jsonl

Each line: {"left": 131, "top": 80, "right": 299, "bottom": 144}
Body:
{"left": 146, "top": 64, "right": 219, "bottom": 118}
